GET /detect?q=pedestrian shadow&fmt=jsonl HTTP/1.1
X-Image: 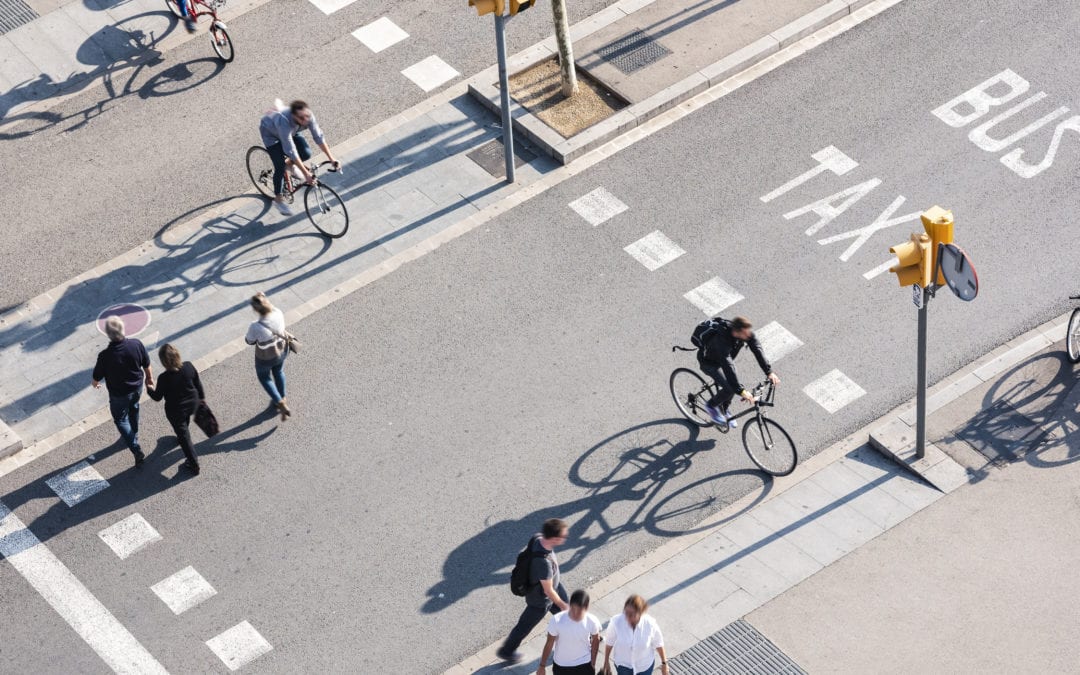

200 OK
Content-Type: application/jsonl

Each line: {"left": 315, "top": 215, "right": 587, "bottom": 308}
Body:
{"left": 422, "top": 418, "right": 774, "bottom": 614}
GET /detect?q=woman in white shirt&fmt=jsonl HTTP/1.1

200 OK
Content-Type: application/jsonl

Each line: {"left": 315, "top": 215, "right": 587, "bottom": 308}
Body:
{"left": 244, "top": 292, "right": 292, "bottom": 421}
{"left": 602, "top": 595, "right": 669, "bottom": 675}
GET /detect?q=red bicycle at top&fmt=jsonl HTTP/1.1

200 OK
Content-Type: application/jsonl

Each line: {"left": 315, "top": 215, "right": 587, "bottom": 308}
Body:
{"left": 164, "top": 0, "right": 235, "bottom": 63}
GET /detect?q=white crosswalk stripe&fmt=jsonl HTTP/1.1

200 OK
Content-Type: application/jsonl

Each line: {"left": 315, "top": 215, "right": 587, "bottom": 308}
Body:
{"left": 624, "top": 230, "right": 686, "bottom": 271}
{"left": 206, "top": 621, "right": 273, "bottom": 671}
{"left": 684, "top": 277, "right": 744, "bottom": 316}
{"left": 755, "top": 321, "right": 804, "bottom": 363}
{"left": 568, "top": 187, "right": 628, "bottom": 226}
{"left": 402, "top": 56, "right": 460, "bottom": 92}
{"left": 352, "top": 17, "right": 409, "bottom": 53}
{"left": 98, "top": 513, "right": 162, "bottom": 560}
{"left": 305, "top": 0, "right": 356, "bottom": 15}
{"left": 151, "top": 566, "right": 217, "bottom": 615}
{"left": 803, "top": 369, "right": 866, "bottom": 413}
{"left": 45, "top": 460, "right": 109, "bottom": 507}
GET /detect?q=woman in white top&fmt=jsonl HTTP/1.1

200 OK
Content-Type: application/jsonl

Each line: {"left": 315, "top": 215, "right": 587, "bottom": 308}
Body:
{"left": 602, "top": 595, "right": 669, "bottom": 675}
{"left": 244, "top": 292, "right": 292, "bottom": 421}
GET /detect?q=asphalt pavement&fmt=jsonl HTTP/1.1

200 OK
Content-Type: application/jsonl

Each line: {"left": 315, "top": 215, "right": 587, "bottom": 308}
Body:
{"left": 1, "top": 0, "right": 1078, "bottom": 672}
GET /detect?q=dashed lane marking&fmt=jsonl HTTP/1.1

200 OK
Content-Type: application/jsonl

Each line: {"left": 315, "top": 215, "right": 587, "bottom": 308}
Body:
{"left": 0, "top": 500, "right": 169, "bottom": 674}
{"left": 684, "top": 277, "right": 744, "bottom": 316}
{"left": 151, "top": 566, "right": 217, "bottom": 615}
{"left": 755, "top": 321, "right": 803, "bottom": 363}
{"left": 45, "top": 460, "right": 109, "bottom": 507}
{"left": 206, "top": 621, "right": 273, "bottom": 671}
{"left": 305, "top": 0, "right": 355, "bottom": 15}
{"left": 803, "top": 369, "right": 866, "bottom": 414}
{"left": 568, "top": 187, "right": 628, "bottom": 226}
{"left": 98, "top": 513, "right": 162, "bottom": 560}
{"left": 401, "top": 55, "right": 460, "bottom": 92}
{"left": 624, "top": 230, "right": 686, "bottom": 271}
{"left": 352, "top": 17, "right": 409, "bottom": 53}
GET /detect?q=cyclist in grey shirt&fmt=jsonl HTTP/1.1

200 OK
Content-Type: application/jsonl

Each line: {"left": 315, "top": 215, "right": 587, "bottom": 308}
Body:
{"left": 259, "top": 99, "right": 340, "bottom": 215}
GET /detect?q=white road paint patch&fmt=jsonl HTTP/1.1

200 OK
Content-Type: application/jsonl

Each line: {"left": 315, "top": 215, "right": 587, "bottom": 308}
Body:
{"left": 568, "top": 187, "right": 628, "bottom": 226}
{"left": 305, "top": 0, "right": 355, "bottom": 15}
{"left": 803, "top": 369, "right": 866, "bottom": 414}
{"left": 151, "top": 566, "right": 217, "bottom": 615}
{"left": 760, "top": 146, "right": 858, "bottom": 203}
{"left": 684, "top": 277, "right": 744, "bottom": 316}
{"left": 98, "top": 513, "right": 162, "bottom": 560}
{"left": 0, "top": 501, "right": 169, "bottom": 674}
{"left": 863, "top": 258, "right": 896, "bottom": 280}
{"left": 754, "top": 322, "right": 803, "bottom": 362}
{"left": 45, "top": 460, "right": 109, "bottom": 507}
{"left": 624, "top": 231, "right": 686, "bottom": 270}
{"left": 206, "top": 621, "right": 273, "bottom": 671}
{"left": 352, "top": 17, "right": 409, "bottom": 53}
{"left": 401, "top": 56, "right": 460, "bottom": 92}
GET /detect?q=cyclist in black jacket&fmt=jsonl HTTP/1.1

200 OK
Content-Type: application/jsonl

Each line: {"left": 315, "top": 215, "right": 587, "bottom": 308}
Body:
{"left": 697, "top": 316, "right": 780, "bottom": 428}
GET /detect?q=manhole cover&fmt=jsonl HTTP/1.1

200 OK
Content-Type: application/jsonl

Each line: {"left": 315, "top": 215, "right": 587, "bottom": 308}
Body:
{"left": 97, "top": 304, "right": 152, "bottom": 337}
{"left": 467, "top": 138, "right": 536, "bottom": 179}
{"left": 669, "top": 619, "right": 807, "bottom": 674}
{"left": 956, "top": 400, "right": 1048, "bottom": 464}
{"left": 0, "top": 0, "right": 37, "bottom": 35}
{"left": 594, "top": 30, "right": 672, "bottom": 75}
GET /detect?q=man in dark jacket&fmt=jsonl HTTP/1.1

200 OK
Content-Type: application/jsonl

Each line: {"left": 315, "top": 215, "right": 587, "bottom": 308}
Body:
{"left": 698, "top": 316, "right": 780, "bottom": 428}
{"left": 92, "top": 316, "right": 154, "bottom": 466}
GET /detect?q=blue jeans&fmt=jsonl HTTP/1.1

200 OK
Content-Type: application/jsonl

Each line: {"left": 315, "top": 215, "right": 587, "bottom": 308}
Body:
{"left": 109, "top": 390, "right": 142, "bottom": 455}
{"left": 616, "top": 664, "right": 654, "bottom": 675}
{"left": 255, "top": 352, "right": 287, "bottom": 404}
{"left": 267, "top": 136, "right": 311, "bottom": 197}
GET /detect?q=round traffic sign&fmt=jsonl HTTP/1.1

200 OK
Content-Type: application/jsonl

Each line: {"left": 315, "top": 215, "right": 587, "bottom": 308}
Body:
{"left": 938, "top": 244, "right": 978, "bottom": 301}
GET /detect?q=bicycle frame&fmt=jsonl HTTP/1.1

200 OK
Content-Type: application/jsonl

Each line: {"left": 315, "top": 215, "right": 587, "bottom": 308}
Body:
{"left": 182, "top": 0, "right": 222, "bottom": 22}
{"left": 714, "top": 381, "right": 776, "bottom": 423}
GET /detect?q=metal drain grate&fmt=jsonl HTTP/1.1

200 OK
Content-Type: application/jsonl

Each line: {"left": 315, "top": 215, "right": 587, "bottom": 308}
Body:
{"left": 594, "top": 30, "right": 671, "bottom": 74}
{"left": 0, "top": 0, "right": 37, "bottom": 35}
{"left": 669, "top": 620, "right": 807, "bottom": 675}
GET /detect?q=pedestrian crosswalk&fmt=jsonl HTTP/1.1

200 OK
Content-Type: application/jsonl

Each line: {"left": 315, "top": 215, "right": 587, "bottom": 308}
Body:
{"left": 44, "top": 460, "right": 108, "bottom": 507}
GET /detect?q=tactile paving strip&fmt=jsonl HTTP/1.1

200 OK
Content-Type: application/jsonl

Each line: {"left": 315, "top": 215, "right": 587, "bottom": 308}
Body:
{"left": 669, "top": 620, "right": 807, "bottom": 674}
{"left": 594, "top": 30, "right": 672, "bottom": 74}
{"left": 0, "top": 0, "right": 37, "bottom": 35}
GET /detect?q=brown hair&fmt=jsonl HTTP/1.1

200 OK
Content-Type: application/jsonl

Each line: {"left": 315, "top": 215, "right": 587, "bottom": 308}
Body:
{"left": 731, "top": 316, "right": 753, "bottom": 331}
{"left": 623, "top": 594, "right": 648, "bottom": 614}
{"left": 250, "top": 292, "right": 273, "bottom": 316}
{"left": 159, "top": 343, "right": 183, "bottom": 371}
{"left": 542, "top": 518, "right": 568, "bottom": 539}
{"left": 290, "top": 100, "right": 309, "bottom": 114}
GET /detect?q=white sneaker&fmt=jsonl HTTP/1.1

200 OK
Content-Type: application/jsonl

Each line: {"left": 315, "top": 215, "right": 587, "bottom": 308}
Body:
{"left": 273, "top": 198, "right": 293, "bottom": 216}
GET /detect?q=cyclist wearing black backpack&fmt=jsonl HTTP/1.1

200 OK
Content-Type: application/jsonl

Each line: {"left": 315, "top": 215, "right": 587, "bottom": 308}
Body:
{"left": 497, "top": 518, "right": 570, "bottom": 664}
{"left": 692, "top": 315, "right": 780, "bottom": 428}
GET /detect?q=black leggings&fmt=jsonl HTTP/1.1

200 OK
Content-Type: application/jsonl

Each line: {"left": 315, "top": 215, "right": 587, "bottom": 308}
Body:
{"left": 168, "top": 411, "right": 199, "bottom": 467}
{"left": 267, "top": 135, "right": 311, "bottom": 196}
{"left": 698, "top": 359, "right": 736, "bottom": 410}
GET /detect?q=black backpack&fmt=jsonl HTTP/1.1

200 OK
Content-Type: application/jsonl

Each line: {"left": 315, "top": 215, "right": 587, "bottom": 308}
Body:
{"left": 691, "top": 317, "right": 727, "bottom": 359}
{"left": 510, "top": 536, "right": 548, "bottom": 597}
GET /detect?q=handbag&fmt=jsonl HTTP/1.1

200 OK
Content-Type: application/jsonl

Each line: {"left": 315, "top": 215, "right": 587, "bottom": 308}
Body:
{"left": 194, "top": 401, "right": 220, "bottom": 438}
{"left": 272, "top": 328, "right": 301, "bottom": 355}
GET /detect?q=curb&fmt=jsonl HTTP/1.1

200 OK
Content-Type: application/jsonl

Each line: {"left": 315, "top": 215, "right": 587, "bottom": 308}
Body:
{"left": 468, "top": 0, "right": 873, "bottom": 165}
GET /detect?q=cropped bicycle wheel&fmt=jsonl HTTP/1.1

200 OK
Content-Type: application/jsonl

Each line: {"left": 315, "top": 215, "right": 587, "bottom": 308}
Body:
{"left": 742, "top": 417, "right": 797, "bottom": 476}
{"left": 210, "top": 25, "right": 234, "bottom": 63}
{"left": 1067, "top": 307, "right": 1080, "bottom": 364}
{"left": 245, "top": 146, "right": 276, "bottom": 199}
{"left": 669, "top": 368, "right": 714, "bottom": 428}
{"left": 164, "top": 0, "right": 184, "bottom": 17}
{"left": 305, "top": 182, "right": 349, "bottom": 238}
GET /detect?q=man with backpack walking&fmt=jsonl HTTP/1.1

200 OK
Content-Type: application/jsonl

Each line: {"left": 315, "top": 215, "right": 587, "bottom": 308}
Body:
{"left": 692, "top": 315, "right": 780, "bottom": 428}
{"left": 497, "top": 518, "right": 571, "bottom": 664}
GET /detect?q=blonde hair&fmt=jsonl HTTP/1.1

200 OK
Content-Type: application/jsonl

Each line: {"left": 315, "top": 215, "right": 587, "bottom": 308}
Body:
{"left": 250, "top": 292, "right": 274, "bottom": 316}
{"left": 623, "top": 594, "right": 648, "bottom": 614}
{"left": 159, "top": 344, "right": 183, "bottom": 371}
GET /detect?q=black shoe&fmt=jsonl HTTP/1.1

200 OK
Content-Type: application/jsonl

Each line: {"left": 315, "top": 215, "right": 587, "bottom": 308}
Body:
{"left": 133, "top": 449, "right": 145, "bottom": 467}
{"left": 183, "top": 460, "right": 200, "bottom": 475}
{"left": 495, "top": 649, "right": 523, "bottom": 664}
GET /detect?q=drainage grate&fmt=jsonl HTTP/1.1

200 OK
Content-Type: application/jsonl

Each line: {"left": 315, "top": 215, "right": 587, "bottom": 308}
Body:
{"left": 594, "top": 30, "right": 672, "bottom": 75}
{"left": 956, "top": 400, "right": 1048, "bottom": 465}
{"left": 466, "top": 138, "right": 536, "bottom": 179}
{"left": 0, "top": 0, "right": 37, "bottom": 35}
{"left": 669, "top": 620, "right": 807, "bottom": 675}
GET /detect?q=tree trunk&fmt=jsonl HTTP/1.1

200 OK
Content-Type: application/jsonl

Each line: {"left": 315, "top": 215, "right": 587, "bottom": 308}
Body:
{"left": 551, "top": 0, "right": 578, "bottom": 97}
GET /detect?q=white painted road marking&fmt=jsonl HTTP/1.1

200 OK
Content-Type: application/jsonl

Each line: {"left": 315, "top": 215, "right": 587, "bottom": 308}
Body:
{"left": 305, "top": 0, "right": 355, "bottom": 15}
{"left": 401, "top": 56, "right": 460, "bottom": 92}
{"left": 760, "top": 146, "right": 859, "bottom": 203}
{"left": 624, "top": 230, "right": 685, "bottom": 270}
{"left": 684, "top": 277, "right": 744, "bottom": 316}
{"left": 784, "top": 178, "right": 882, "bottom": 237}
{"left": 352, "top": 17, "right": 409, "bottom": 53}
{"left": 98, "top": 513, "right": 162, "bottom": 560}
{"left": 568, "top": 187, "right": 628, "bottom": 226}
{"left": 0, "top": 501, "right": 169, "bottom": 674}
{"left": 45, "top": 460, "right": 109, "bottom": 507}
{"left": 754, "top": 322, "right": 803, "bottom": 362}
{"left": 816, "top": 194, "right": 921, "bottom": 262}
{"left": 206, "top": 621, "right": 273, "bottom": 671}
{"left": 151, "top": 566, "right": 217, "bottom": 615}
{"left": 803, "top": 369, "right": 866, "bottom": 413}
{"left": 863, "top": 258, "right": 896, "bottom": 280}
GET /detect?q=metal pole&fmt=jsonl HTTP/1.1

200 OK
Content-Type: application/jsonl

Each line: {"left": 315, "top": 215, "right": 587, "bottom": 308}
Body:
{"left": 494, "top": 13, "right": 515, "bottom": 183}
{"left": 915, "top": 287, "right": 929, "bottom": 459}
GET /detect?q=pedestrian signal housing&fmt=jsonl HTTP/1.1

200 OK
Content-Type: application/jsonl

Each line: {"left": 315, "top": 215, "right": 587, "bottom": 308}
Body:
{"left": 889, "top": 233, "right": 933, "bottom": 288}
{"left": 469, "top": 0, "right": 504, "bottom": 15}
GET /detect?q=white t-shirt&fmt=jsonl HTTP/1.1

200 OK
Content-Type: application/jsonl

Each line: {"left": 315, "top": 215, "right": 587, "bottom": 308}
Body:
{"left": 605, "top": 613, "right": 664, "bottom": 672}
{"left": 245, "top": 308, "right": 286, "bottom": 350}
{"left": 547, "top": 611, "right": 601, "bottom": 667}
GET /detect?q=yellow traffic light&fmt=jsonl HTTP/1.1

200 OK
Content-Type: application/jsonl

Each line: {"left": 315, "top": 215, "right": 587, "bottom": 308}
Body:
{"left": 889, "top": 232, "right": 932, "bottom": 288}
{"left": 469, "top": 0, "right": 504, "bottom": 15}
{"left": 920, "top": 205, "right": 954, "bottom": 286}
{"left": 509, "top": 0, "right": 534, "bottom": 14}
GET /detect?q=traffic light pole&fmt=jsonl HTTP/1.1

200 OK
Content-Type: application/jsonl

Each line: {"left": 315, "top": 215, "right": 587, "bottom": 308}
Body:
{"left": 915, "top": 286, "right": 930, "bottom": 459}
{"left": 494, "top": 14, "right": 515, "bottom": 183}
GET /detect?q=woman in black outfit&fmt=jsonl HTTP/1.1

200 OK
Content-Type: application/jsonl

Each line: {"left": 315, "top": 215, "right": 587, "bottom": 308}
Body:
{"left": 148, "top": 344, "right": 205, "bottom": 475}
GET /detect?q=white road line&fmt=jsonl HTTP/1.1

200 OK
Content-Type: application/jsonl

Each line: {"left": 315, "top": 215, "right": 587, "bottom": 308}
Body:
{"left": 863, "top": 258, "right": 896, "bottom": 280}
{"left": 151, "top": 566, "right": 217, "bottom": 615}
{"left": 755, "top": 321, "right": 803, "bottom": 362}
{"left": 568, "top": 187, "right": 628, "bottom": 226}
{"left": 623, "top": 230, "right": 686, "bottom": 270}
{"left": 45, "top": 460, "right": 109, "bottom": 507}
{"left": 759, "top": 146, "right": 859, "bottom": 203}
{"left": 0, "top": 501, "right": 169, "bottom": 674}
{"left": 684, "top": 277, "right": 744, "bottom": 316}
{"left": 206, "top": 621, "right": 273, "bottom": 672}
{"left": 305, "top": 0, "right": 355, "bottom": 15}
{"left": 401, "top": 56, "right": 460, "bottom": 92}
{"left": 98, "top": 513, "right": 162, "bottom": 560}
{"left": 352, "top": 17, "right": 409, "bottom": 53}
{"left": 803, "top": 369, "right": 866, "bottom": 413}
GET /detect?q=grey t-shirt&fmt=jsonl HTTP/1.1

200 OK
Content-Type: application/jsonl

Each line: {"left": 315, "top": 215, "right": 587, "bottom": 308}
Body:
{"left": 526, "top": 536, "right": 559, "bottom": 607}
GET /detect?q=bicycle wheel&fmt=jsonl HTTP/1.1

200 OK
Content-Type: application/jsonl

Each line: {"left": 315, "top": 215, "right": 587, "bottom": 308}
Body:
{"left": 669, "top": 368, "right": 715, "bottom": 428}
{"left": 164, "top": 0, "right": 184, "bottom": 17}
{"left": 246, "top": 146, "right": 276, "bottom": 199}
{"left": 1068, "top": 307, "right": 1080, "bottom": 364}
{"left": 304, "top": 182, "right": 349, "bottom": 238}
{"left": 210, "top": 25, "right": 234, "bottom": 62}
{"left": 742, "top": 416, "right": 798, "bottom": 476}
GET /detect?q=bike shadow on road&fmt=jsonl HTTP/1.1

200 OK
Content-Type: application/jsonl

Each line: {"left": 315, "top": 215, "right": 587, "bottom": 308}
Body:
{"left": 421, "top": 418, "right": 773, "bottom": 615}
